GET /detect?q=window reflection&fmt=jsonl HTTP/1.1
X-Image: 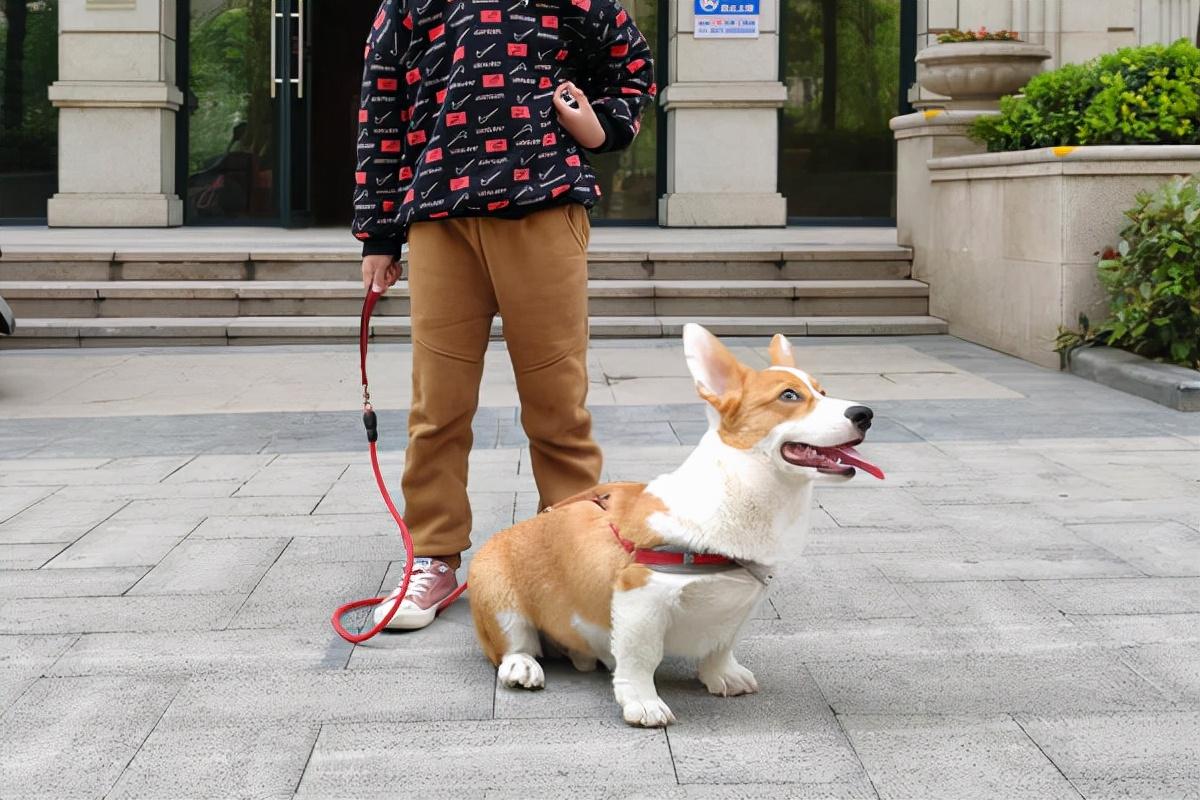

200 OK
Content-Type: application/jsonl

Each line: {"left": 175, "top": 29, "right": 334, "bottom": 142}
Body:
{"left": 780, "top": 0, "right": 900, "bottom": 219}
{"left": 0, "top": 0, "right": 58, "bottom": 220}
{"left": 587, "top": 0, "right": 658, "bottom": 222}
{"left": 186, "top": 0, "right": 276, "bottom": 222}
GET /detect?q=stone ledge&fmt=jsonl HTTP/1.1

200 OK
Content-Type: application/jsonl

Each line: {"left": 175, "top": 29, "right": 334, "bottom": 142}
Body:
{"left": 930, "top": 145, "right": 1200, "bottom": 178}
{"left": 1068, "top": 346, "right": 1200, "bottom": 412}
{"left": 889, "top": 109, "right": 993, "bottom": 140}
{"left": 48, "top": 81, "right": 183, "bottom": 110}
{"left": 659, "top": 81, "right": 788, "bottom": 111}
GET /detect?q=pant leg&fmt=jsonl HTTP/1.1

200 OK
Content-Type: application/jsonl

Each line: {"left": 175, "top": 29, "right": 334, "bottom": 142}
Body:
{"left": 402, "top": 218, "right": 496, "bottom": 569}
{"left": 478, "top": 203, "right": 603, "bottom": 510}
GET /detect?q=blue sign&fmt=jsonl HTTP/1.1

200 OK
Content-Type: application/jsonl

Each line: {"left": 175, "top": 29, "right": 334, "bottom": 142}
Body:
{"left": 694, "top": 0, "right": 760, "bottom": 38}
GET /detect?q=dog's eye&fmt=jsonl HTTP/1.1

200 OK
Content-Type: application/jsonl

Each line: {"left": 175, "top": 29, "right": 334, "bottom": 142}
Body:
{"left": 779, "top": 389, "right": 802, "bottom": 402}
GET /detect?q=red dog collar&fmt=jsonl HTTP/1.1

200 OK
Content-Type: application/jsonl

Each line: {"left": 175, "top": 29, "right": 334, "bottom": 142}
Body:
{"left": 588, "top": 493, "right": 737, "bottom": 569}
{"left": 608, "top": 522, "right": 735, "bottom": 568}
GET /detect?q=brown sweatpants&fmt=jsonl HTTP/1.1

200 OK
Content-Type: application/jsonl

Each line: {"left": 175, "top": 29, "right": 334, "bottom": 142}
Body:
{"left": 402, "top": 203, "right": 603, "bottom": 569}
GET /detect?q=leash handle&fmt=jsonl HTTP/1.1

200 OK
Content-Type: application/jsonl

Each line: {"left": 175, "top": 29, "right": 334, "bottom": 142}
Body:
{"left": 331, "top": 288, "right": 466, "bottom": 645}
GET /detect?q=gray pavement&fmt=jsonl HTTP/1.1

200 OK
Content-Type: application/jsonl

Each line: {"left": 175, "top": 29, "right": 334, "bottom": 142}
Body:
{"left": 1, "top": 335, "right": 1199, "bottom": 799}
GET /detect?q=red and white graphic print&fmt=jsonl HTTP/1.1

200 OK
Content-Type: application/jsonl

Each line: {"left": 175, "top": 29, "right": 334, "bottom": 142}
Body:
{"left": 353, "top": 0, "right": 656, "bottom": 255}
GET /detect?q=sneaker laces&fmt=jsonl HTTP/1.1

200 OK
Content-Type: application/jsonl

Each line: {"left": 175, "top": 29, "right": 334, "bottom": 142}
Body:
{"left": 384, "top": 563, "right": 440, "bottom": 604}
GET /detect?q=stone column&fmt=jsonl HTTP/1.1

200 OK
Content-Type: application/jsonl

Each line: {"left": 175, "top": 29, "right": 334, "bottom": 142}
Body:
{"left": 47, "top": 0, "right": 183, "bottom": 227}
{"left": 658, "top": 0, "right": 788, "bottom": 227}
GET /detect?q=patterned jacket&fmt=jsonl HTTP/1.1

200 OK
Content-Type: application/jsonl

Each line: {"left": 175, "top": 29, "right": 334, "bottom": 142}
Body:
{"left": 353, "top": 0, "right": 656, "bottom": 257}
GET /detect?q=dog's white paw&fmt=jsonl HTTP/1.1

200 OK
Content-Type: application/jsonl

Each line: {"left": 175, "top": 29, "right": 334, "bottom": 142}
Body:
{"left": 699, "top": 661, "right": 759, "bottom": 697}
{"left": 621, "top": 697, "right": 676, "bottom": 728}
{"left": 498, "top": 654, "right": 545, "bottom": 690}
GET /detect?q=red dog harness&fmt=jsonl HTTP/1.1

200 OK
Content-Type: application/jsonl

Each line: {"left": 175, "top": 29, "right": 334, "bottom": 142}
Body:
{"left": 591, "top": 495, "right": 738, "bottom": 570}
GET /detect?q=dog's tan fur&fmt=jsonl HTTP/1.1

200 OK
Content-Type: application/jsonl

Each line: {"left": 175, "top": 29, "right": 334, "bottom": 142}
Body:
{"left": 468, "top": 482, "right": 667, "bottom": 666}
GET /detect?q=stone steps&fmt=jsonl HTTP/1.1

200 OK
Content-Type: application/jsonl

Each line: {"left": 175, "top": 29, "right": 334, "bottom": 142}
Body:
{"left": 0, "top": 279, "right": 933, "bottom": 320}
{"left": 0, "top": 240, "right": 949, "bottom": 347}
{"left": 1, "top": 315, "right": 950, "bottom": 348}
{"left": 0, "top": 245, "right": 915, "bottom": 282}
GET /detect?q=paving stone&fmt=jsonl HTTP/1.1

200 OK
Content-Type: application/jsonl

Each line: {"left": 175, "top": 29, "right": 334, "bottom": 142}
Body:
{"left": 0, "top": 542, "right": 69, "bottom": 569}
{"left": 295, "top": 719, "right": 673, "bottom": 797}
{"left": 741, "top": 617, "right": 964, "bottom": 662}
{"left": 1028, "top": 577, "right": 1200, "bottom": 615}
{"left": 0, "top": 593, "right": 245, "bottom": 635}
{"left": 0, "top": 634, "right": 78, "bottom": 713}
{"left": 0, "top": 456, "right": 189, "bottom": 487}
{"left": 44, "top": 518, "right": 199, "bottom": 569}
{"left": 655, "top": 649, "right": 874, "bottom": 793}
{"left": 0, "top": 496, "right": 127, "bottom": 544}
{"left": 128, "top": 537, "right": 290, "bottom": 596}
{"left": 109, "top": 494, "right": 322, "bottom": 523}
{"left": 770, "top": 557, "right": 915, "bottom": 621}
{"left": 49, "top": 480, "right": 245, "bottom": 503}
{"left": 0, "top": 566, "right": 146, "bottom": 598}
{"left": 227, "top": 560, "right": 388, "bottom": 630}
{"left": 1119, "top": 642, "right": 1200, "bottom": 703}
{"left": 191, "top": 511, "right": 397, "bottom": 538}
{"left": 162, "top": 453, "right": 275, "bottom": 483}
{"left": 275, "top": 533, "right": 405, "bottom": 564}
{"left": 0, "top": 675, "right": 182, "bottom": 800}
{"left": 1018, "top": 711, "right": 1200, "bottom": 799}
{"left": 816, "top": 487, "right": 931, "bottom": 529}
{"left": 1074, "top": 612, "right": 1200, "bottom": 645}
{"left": 345, "top": 602, "right": 479, "bottom": 671}
{"left": 51, "top": 629, "right": 352, "bottom": 678}
{"left": 1065, "top": 520, "right": 1200, "bottom": 577}
{"left": 491, "top": 658, "right": 618, "bottom": 721}
{"left": 0, "top": 485, "right": 60, "bottom": 522}
{"left": 804, "top": 525, "right": 966, "bottom": 556}
{"left": 233, "top": 461, "right": 348, "bottom": 496}
{"left": 895, "top": 580, "right": 1066, "bottom": 626}
{"left": 840, "top": 714, "right": 1079, "bottom": 800}
{"left": 162, "top": 663, "right": 495, "bottom": 728}
{"left": 106, "top": 719, "right": 320, "bottom": 800}
{"left": 808, "top": 650, "right": 1173, "bottom": 715}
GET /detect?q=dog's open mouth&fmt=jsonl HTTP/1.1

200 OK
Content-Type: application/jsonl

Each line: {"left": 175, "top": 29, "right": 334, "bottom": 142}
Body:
{"left": 781, "top": 442, "right": 885, "bottom": 480}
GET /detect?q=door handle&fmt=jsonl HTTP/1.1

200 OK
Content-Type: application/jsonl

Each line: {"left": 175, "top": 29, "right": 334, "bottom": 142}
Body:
{"left": 295, "top": 0, "right": 305, "bottom": 99}
{"left": 270, "top": 0, "right": 280, "bottom": 98}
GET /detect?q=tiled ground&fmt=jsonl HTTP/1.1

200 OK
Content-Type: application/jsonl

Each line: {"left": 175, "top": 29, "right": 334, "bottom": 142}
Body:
{"left": 1, "top": 335, "right": 1198, "bottom": 799}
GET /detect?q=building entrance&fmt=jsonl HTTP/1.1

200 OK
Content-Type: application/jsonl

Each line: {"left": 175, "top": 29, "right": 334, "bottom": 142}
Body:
{"left": 181, "top": 0, "right": 660, "bottom": 228}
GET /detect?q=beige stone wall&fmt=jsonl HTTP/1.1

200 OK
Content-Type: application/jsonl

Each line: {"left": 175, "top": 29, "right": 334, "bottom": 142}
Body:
{"left": 913, "top": 0, "right": 1200, "bottom": 104}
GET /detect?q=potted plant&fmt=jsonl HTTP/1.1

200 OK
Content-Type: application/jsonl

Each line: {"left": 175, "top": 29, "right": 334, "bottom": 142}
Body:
{"left": 916, "top": 28, "right": 1052, "bottom": 109}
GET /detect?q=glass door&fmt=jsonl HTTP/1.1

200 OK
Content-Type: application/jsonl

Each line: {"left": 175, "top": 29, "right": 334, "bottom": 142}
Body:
{"left": 181, "top": 0, "right": 310, "bottom": 225}
{"left": 779, "top": 0, "right": 909, "bottom": 221}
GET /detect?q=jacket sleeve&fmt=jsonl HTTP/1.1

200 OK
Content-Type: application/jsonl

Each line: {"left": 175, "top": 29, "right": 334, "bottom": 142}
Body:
{"left": 352, "top": 0, "right": 410, "bottom": 259}
{"left": 567, "top": 0, "right": 657, "bottom": 154}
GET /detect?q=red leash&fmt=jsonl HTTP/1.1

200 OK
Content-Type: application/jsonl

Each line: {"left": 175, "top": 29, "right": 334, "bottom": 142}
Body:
{"left": 330, "top": 288, "right": 468, "bottom": 644}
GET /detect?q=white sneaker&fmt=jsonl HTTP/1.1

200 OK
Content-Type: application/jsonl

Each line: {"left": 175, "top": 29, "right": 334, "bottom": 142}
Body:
{"left": 372, "top": 558, "right": 459, "bottom": 630}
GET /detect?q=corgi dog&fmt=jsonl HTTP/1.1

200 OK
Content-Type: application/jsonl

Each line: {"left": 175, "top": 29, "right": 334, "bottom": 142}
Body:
{"left": 467, "top": 324, "right": 883, "bottom": 727}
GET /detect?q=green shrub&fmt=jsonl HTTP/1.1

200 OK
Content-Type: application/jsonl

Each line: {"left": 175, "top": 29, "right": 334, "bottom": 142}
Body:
{"left": 971, "top": 39, "right": 1200, "bottom": 151}
{"left": 1065, "top": 175, "right": 1200, "bottom": 369}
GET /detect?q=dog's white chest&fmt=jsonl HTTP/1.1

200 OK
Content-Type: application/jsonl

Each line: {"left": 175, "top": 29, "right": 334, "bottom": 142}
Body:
{"left": 653, "top": 569, "right": 766, "bottom": 658}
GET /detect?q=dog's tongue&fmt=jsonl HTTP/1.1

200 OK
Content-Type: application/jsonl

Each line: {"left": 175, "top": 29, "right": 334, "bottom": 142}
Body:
{"left": 830, "top": 445, "right": 885, "bottom": 480}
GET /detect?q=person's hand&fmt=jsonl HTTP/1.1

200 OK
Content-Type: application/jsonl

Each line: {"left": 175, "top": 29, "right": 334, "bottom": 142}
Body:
{"left": 362, "top": 255, "right": 401, "bottom": 295}
{"left": 553, "top": 81, "right": 605, "bottom": 149}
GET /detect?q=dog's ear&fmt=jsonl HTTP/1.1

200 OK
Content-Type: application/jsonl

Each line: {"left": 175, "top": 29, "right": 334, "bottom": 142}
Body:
{"left": 683, "top": 323, "right": 746, "bottom": 406}
{"left": 768, "top": 334, "right": 796, "bottom": 368}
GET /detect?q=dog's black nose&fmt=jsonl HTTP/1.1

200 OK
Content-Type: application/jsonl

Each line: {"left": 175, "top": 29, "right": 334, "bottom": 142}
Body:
{"left": 844, "top": 405, "right": 873, "bottom": 432}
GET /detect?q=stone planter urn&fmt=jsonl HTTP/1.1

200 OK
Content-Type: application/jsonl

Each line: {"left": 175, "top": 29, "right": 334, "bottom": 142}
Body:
{"left": 915, "top": 40, "right": 1052, "bottom": 109}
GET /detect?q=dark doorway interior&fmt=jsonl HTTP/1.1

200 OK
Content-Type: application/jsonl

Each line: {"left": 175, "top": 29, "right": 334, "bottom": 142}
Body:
{"left": 310, "top": 1, "right": 377, "bottom": 226}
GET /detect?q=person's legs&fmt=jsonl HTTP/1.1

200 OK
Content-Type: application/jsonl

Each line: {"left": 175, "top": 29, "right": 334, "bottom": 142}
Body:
{"left": 402, "top": 217, "right": 497, "bottom": 570}
{"left": 480, "top": 203, "right": 603, "bottom": 509}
